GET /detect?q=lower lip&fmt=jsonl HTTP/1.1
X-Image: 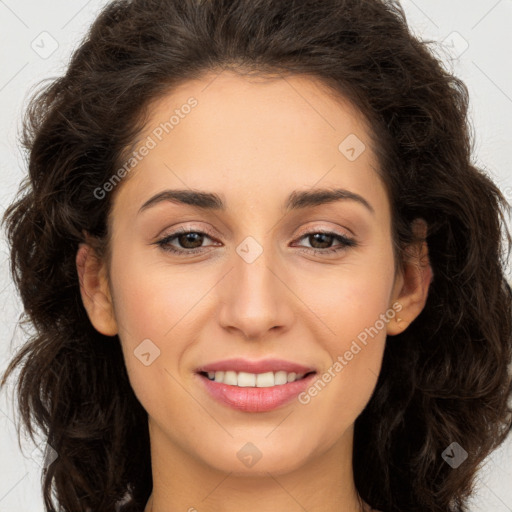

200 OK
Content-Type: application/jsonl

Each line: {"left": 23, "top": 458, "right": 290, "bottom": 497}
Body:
{"left": 196, "top": 372, "right": 317, "bottom": 412}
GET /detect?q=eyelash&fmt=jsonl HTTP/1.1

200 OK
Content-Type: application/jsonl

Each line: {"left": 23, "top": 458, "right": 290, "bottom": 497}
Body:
{"left": 155, "top": 227, "right": 358, "bottom": 256}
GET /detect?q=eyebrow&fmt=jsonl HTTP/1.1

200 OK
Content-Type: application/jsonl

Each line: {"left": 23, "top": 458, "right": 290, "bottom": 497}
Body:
{"left": 138, "top": 187, "right": 375, "bottom": 215}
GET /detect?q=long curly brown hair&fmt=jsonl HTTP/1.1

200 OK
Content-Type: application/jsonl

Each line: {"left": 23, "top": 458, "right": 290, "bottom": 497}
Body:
{"left": 2, "top": 0, "right": 511, "bottom": 511}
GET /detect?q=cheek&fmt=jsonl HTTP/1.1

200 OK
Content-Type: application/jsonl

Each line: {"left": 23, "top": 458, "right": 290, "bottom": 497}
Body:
{"left": 110, "top": 244, "right": 208, "bottom": 344}
{"left": 298, "top": 252, "right": 395, "bottom": 347}
{"left": 108, "top": 250, "right": 206, "bottom": 408}
{"left": 295, "top": 254, "right": 394, "bottom": 422}
{"left": 330, "top": 275, "right": 393, "bottom": 342}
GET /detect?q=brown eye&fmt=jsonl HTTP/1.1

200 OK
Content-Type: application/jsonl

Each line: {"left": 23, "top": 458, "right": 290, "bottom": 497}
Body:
{"left": 293, "top": 230, "right": 358, "bottom": 255}
{"left": 175, "top": 232, "right": 205, "bottom": 249}
{"left": 308, "top": 232, "right": 335, "bottom": 249}
{"left": 156, "top": 228, "right": 220, "bottom": 255}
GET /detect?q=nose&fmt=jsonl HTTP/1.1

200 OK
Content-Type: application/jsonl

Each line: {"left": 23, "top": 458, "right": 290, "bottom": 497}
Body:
{"left": 217, "top": 239, "right": 295, "bottom": 341}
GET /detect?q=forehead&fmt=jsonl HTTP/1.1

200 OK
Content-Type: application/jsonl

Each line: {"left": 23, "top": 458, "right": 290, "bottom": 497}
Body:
{"left": 111, "top": 70, "right": 388, "bottom": 221}
{"left": 142, "top": 70, "right": 371, "bottom": 156}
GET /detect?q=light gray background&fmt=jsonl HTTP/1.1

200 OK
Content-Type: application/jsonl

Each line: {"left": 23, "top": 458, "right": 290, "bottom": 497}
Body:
{"left": 1, "top": 1, "right": 511, "bottom": 510}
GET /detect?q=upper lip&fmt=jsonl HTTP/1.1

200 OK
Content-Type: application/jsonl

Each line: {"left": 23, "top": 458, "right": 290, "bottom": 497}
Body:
{"left": 196, "top": 358, "right": 317, "bottom": 375}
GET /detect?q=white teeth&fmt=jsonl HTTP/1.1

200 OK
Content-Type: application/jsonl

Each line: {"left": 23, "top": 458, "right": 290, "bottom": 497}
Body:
{"left": 204, "top": 370, "right": 307, "bottom": 387}
{"left": 274, "top": 370, "right": 288, "bottom": 385}
{"left": 237, "top": 371, "right": 256, "bottom": 387}
{"left": 223, "top": 370, "right": 237, "bottom": 386}
{"left": 256, "top": 371, "right": 274, "bottom": 387}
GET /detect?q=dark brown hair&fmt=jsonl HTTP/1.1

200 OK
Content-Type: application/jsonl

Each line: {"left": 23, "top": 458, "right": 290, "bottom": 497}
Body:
{"left": 2, "top": 0, "right": 511, "bottom": 511}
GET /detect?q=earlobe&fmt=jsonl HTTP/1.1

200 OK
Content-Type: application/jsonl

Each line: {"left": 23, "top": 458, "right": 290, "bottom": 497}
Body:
{"left": 76, "top": 242, "right": 118, "bottom": 336}
{"left": 387, "top": 218, "right": 434, "bottom": 336}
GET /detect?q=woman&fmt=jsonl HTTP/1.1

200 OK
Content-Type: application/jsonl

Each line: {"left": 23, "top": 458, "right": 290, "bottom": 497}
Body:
{"left": 2, "top": 0, "right": 511, "bottom": 511}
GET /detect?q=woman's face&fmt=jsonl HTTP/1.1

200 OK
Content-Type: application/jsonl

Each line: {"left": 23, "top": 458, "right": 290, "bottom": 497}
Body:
{"left": 81, "top": 70, "right": 428, "bottom": 477}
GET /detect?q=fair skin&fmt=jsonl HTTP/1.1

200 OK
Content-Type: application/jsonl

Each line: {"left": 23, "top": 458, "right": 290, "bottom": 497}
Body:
{"left": 76, "top": 70, "right": 433, "bottom": 512}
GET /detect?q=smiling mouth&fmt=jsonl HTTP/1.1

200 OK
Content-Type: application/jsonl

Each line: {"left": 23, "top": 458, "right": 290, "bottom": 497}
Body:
{"left": 198, "top": 370, "right": 317, "bottom": 387}
{"left": 196, "top": 370, "right": 319, "bottom": 413}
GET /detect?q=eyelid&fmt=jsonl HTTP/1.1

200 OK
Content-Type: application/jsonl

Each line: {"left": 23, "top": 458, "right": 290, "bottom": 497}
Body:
{"left": 156, "top": 223, "right": 219, "bottom": 241}
{"left": 294, "top": 222, "right": 354, "bottom": 239}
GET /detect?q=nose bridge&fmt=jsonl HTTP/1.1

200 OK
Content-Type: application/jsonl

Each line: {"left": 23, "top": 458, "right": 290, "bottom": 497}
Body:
{"left": 217, "top": 232, "right": 292, "bottom": 338}
{"left": 234, "top": 233, "right": 280, "bottom": 307}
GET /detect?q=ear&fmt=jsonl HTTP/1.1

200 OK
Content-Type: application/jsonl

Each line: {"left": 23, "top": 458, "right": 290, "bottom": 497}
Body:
{"left": 76, "top": 241, "right": 118, "bottom": 336}
{"left": 387, "top": 218, "right": 434, "bottom": 336}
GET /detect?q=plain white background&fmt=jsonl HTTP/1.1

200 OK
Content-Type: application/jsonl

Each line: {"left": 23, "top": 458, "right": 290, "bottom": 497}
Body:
{"left": 1, "top": 1, "right": 511, "bottom": 510}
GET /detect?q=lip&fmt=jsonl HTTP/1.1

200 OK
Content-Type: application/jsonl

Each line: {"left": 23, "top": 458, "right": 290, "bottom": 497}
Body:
{"left": 195, "top": 357, "right": 316, "bottom": 375}
{"left": 196, "top": 371, "right": 317, "bottom": 412}
{"left": 194, "top": 358, "right": 318, "bottom": 413}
